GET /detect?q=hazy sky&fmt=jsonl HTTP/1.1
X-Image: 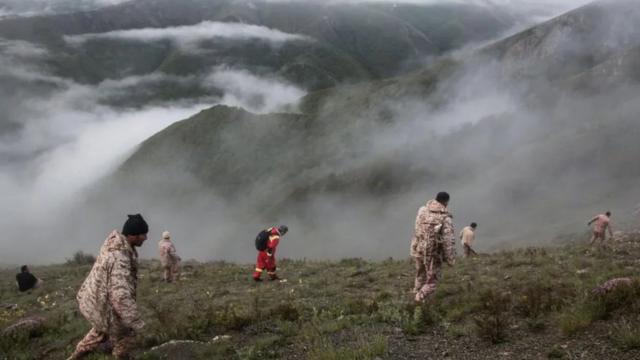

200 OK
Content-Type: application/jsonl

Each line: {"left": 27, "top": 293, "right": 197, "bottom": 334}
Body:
{"left": 0, "top": 0, "right": 594, "bottom": 18}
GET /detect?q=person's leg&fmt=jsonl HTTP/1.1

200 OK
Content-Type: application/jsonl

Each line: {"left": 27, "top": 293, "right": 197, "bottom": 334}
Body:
{"left": 415, "top": 257, "right": 440, "bottom": 303}
{"left": 266, "top": 255, "right": 278, "bottom": 280}
{"left": 413, "top": 257, "right": 427, "bottom": 294}
{"left": 163, "top": 266, "right": 171, "bottom": 283}
{"left": 172, "top": 262, "right": 181, "bottom": 282}
{"left": 267, "top": 266, "right": 278, "bottom": 280}
{"left": 469, "top": 246, "right": 478, "bottom": 256}
{"left": 112, "top": 330, "right": 136, "bottom": 360}
{"left": 254, "top": 252, "right": 266, "bottom": 281}
{"left": 595, "top": 232, "right": 605, "bottom": 247}
{"left": 463, "top": 244, "right": 470, "bottom": 258}
{"left": 68, "top": 328, "right": 107, "bottom": 359}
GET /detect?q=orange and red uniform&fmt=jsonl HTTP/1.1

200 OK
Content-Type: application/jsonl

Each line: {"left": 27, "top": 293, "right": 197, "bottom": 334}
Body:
{"left": 253, "top": 227, "right": 281, "bottom": 280}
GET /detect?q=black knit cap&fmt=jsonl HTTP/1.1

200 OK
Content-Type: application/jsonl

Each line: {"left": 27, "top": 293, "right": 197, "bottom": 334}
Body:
{"left": 436, "top": 192, "right": 450, "bottom": 204}
{"left": 122, "top": 214, "right": 149, "bottom": 236}
{"left": 278, "top": 225, "right": 289, "bottom": 235}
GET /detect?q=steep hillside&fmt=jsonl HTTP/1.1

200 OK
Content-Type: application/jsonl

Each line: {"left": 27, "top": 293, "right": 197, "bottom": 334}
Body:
{"left": 482, "top": 0, "right": 640, "bottom": 82}
{"left": 90, "top": 0, "right": 640, "bottom": 259}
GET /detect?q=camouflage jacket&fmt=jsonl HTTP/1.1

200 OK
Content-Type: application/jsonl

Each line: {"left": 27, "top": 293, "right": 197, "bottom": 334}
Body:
{"left": 158, "top": 239, "right": 179, "bottom": 267}
{"left": 77, "top": 230, "right": 143, "bottom": 333}
{"left": 410, "top": 200, "right": 456, "bottom": 265}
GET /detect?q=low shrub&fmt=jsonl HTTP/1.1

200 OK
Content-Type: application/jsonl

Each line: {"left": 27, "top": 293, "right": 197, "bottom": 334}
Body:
{"left": 473, "top": 289, "right": 512, "bottom": 343}
{"left": 65, "top": 251, "right": 96, "bottom": 266}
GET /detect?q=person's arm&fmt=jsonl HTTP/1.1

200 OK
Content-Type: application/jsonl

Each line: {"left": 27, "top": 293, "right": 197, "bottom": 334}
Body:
{"left": 168, "top": 244, "right": 178, "bottom": 260}
{"left": 588, "top": 216, "right": 598, "bottom": 226}
{"left": 414, "top": 208, "right": 428, "bottom": 240}
{"left": 266, "top": 236, "right": 279, "bottom": 256}
{"left": 608, "top": 223, "right": 614, "bottom": 238}
{"left": 108, "top": 253, "right": 144, "bottom": 331}
{"left": 442, "top": 216, "right": 456, "bottom": 266}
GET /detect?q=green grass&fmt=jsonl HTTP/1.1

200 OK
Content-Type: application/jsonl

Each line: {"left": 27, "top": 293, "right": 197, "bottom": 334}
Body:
{"left": 2, "top": 240, "right": 640, "bottom": 359}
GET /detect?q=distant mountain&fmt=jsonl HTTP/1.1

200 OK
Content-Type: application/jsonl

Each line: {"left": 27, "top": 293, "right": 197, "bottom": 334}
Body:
{"left": 0, "top": 0, "right": 520, "bottom": 92}
{"left": 93, "top": 0, "right": 640, "bottom": 254}
{"left": 482, "top": 0, "right": 640, "bottom": 84}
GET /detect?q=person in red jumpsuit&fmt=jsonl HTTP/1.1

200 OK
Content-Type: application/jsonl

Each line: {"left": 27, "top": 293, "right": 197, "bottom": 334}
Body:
{"left": 254, "top": 225, "right": 288, "bottom": 281}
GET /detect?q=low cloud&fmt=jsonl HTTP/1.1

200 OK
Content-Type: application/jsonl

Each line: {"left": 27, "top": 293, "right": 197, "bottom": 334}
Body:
{"left": 0, "top": 37, "right": 307, "bottom": 264}
{"left": 205, "top": 68, "right": 306, "bottom": 114}
{"left": 65, "top": 21, "right": 310, "bottom": 50}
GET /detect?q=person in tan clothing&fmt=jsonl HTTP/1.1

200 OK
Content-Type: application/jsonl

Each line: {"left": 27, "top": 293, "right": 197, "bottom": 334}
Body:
{"left": 68, "top": 214, "right": 148, "bottom": 360}
{"left": 588, "top": 211, "right": 613, "bottom": 246}
{"left": 158, "top": 231, "right": 181, "bottom": 283}
{"left": 410, "top": 192, "right": 456, "bottom": 303}
{"left": 460, "top": 222, "right": 477, "bottom": 257}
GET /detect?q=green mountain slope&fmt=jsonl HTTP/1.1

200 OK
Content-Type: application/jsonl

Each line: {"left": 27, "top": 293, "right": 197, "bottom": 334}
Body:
{"left": 93, "top": 0, "right": 640, "bottom": 255}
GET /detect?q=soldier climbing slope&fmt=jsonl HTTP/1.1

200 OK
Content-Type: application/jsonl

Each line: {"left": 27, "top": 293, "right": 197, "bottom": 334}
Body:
{"left": 588, "top": 211, "right": 613, "bottom": 247}
{"left": 68, "top": 214, "right": 149, "bottom": 360}
{"left": 410, "top": 192, "right": 456, "bottom": 303}
{"left": 158, "top": 231, "right": 181, "bottom": 283}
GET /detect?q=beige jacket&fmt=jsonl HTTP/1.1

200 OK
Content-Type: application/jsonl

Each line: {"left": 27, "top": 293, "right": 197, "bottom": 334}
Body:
{"left": 77, "top": 230, "right": 143, "bottom": 334}
{"left": 460, "top": 226, "right": 475, "bottom": 246}
{"left": 410, "top": 199, "right": 456, "bottom": 265}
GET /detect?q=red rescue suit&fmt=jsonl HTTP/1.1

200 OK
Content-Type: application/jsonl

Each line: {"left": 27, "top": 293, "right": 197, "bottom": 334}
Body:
{"left": 253, "top": 227, "right": 280, "bottom": 280}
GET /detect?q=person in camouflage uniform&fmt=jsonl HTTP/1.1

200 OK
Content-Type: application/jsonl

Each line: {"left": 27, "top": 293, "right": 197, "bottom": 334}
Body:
{"left": 410, "top": 192, "right": 456, "bottom": 303}
{"left": 68, "top": 214, "right": 149, "bottom": 360}
{"left": 158, "top": 231, "right": 181, "bottom": 283}
{"left": 592, "top": 277, "right": 633, "bottom": 295}
{"left": 588, "top": 211, "right": 613, "bottom": 246}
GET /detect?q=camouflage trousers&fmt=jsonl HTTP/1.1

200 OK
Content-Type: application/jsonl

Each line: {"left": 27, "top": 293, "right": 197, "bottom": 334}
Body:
{"left": 413, "top": 255, "right": 442, "bottom": 303}
{"left": 163, "top": 262, "right": 180, "bottom": 282}
{"left": 68, "top": 327, "right": 136, "bottom": 359}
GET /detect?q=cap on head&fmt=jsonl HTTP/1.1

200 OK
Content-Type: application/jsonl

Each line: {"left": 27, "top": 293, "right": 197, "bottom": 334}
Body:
{"left": 162, "top": 231, "right": 171, "bottom": 239}
{"left": 278, "top": 225, "right": 289, "bottom": 235}
{"left": 471, "top": 222, "right": 478, "bottom": 228}
{"left": 122, "top": 214, "right": 149, "bottom": 236}
{"left": 20, "top": 265, "right": 28, "bottom": 272}
{"left": 435, "top": 192, "right": 450, "bottom": 204}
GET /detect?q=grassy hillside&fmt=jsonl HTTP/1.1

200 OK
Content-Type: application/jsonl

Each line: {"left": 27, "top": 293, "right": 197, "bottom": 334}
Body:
{"left": 2, "top": 238, "right": 640, "bottom": 359}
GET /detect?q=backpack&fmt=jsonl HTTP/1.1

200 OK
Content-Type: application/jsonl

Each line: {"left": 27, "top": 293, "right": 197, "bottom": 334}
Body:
{"left": 255, "top": 229, "right": 270, "bottom": 251}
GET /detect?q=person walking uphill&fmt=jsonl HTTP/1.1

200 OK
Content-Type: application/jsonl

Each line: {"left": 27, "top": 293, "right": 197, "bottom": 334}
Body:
{"left": 253, "top": 225, "right": 288, "bottom": 282}
{"left": 68, "top": 214, "right": 149, "bottom": 360}
{"left": 410, "top": 192, "right": 456, "bottom": 303}
{"left": 158, "top": 231, "right": 181, "bottom": 283}
{"left": 460, "top": 222, "right": 478, "bottom": 258}
{"left": 589, "top": 211, "right": 613, "bottom": 246}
